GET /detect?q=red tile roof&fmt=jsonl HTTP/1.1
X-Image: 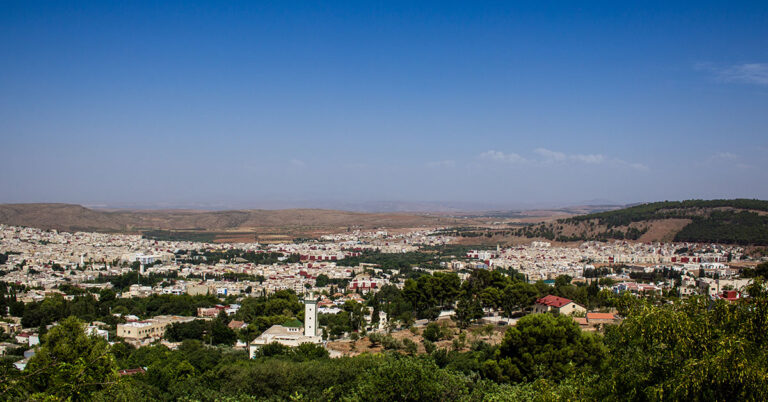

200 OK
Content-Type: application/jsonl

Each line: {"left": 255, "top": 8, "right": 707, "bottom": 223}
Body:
{"left": 536, "top": 295, "right": 573, "bottom": 308}
{"left": 586, "top": 313, "right": 615, "bottom": 321}
{"left": 228, "top": 320, "right": 246, "bottom": 329}
{"left": 717, "top": 291, "right": 740, "bottom": 302}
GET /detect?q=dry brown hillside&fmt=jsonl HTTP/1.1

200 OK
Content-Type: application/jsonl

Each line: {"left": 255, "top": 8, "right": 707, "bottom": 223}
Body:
{"left": 0, "top": 203, "right": 462, "bottom": 236}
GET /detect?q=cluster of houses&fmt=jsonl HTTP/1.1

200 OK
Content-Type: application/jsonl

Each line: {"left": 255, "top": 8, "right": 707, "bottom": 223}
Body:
{"left": 532, "top": 294, "right": 620, "bottom": 330}
{"left": 2, "top": 224, "right": 765, "bottom": 369}
{"left": 462, "top": 241, "right": 746, "bottom": 282}
{"left": 0, "top": 224, "right": 453, "bottom": 301}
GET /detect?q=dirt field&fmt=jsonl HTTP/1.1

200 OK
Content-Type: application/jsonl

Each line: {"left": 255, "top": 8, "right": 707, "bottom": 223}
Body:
{"left": 326, "top": 318, "right": 508, "bottom": 357}
{"left": 636, "top": 219, "right": 692, "bottom": 242}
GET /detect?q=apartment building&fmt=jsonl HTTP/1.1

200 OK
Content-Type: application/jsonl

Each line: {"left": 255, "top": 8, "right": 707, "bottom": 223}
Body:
{"left": 117, "top": 315, "right": 195, "bottom": 340}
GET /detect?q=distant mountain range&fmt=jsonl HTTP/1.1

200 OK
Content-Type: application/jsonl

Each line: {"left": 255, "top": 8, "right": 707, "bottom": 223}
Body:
{"left": 3, "top": 200, "right": 765, "bottom": 245}
{"left": 0, "top": 203, "right": 457, "bottom": 234}
{"left": 80, "top": 199, "right": 626, "bottom": 213}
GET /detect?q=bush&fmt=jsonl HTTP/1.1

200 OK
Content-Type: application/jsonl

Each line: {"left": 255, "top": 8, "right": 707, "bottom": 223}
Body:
{"left": 402, "top": 338, "right": 418, "bottom": 355}
{"left": 381, "top": 335, "right": 402, "bottom": 351}
{"left": 368, "top": 333, "right": 383, "bottom": 347}
{"left": 354, "top": 356, "right": 472, "bottom": 401}
{"left": 255, "top": 342, "right": 291, "bottom": 358}
{"left": 422, "top": 322, "right": 450, "bottom": 342}
{"left": 495, "top": 314, "right": 606, "bottom": 383}
{"left": 423, "top": 340, "right": 436, "bottom": 354}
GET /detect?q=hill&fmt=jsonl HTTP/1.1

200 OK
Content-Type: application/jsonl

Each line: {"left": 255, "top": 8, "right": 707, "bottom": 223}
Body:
{"left": 0, "top": 203, "right": 460, "bottom": 241}
{"left": 512, "top": 199, "right": 768, "bottom": 245}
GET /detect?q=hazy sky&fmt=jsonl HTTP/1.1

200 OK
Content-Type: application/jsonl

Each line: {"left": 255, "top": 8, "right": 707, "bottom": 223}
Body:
{"left": 2, "top": 1, "right": 767, "bottom": 209}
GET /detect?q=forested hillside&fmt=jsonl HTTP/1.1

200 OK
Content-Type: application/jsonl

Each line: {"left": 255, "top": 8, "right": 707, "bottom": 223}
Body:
{"left": 512, "top": 199, "right": 768, "bottom": 245}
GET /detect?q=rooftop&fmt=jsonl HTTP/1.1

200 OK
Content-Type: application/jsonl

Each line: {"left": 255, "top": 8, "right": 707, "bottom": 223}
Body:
{"left": 283, "top": 319, "right": 303, "bottom": 328}
{"left": 536, "top": 295, "right": 573, "bottom": 308}
{"left": 586, "top": 313, "right": 616, "bottom": 320}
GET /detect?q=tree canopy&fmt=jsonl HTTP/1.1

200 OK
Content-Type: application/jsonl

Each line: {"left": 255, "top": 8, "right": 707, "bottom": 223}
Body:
{"left": 24, "top": 316, "right": 119, "bottom": 400}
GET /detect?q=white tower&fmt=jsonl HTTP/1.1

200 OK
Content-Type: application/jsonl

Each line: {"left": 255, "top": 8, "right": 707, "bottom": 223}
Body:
{"left": 303, "top": 293, "right": 318, "bottom": 338}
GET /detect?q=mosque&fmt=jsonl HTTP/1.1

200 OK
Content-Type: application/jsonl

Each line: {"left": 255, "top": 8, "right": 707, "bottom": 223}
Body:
{"left": 248, "top": 293, "right": 323, "bottom": 358}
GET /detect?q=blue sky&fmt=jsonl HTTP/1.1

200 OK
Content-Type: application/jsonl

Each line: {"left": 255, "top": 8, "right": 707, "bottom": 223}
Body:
{"left": 1, "top": 1, "right": 767, "bottom": 209}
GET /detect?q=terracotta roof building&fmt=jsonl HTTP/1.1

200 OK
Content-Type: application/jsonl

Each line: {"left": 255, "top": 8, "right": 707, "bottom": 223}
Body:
{"left": 228, "top": 320, "right": 247, "bottom": 330}
{"left": 586, "top": 312, "right": 618, "bottom": 324}
{"left": 532, "top": 295, "right": 586, "bottom": 315}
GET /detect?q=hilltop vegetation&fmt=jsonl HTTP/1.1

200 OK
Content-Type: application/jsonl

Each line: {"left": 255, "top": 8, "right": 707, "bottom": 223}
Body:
{"left": 511, "top": 199, "right": 768, "bottom": 245}
{"left": 673, "top": 210, "right": 768, "bottom": 244}
{"left": 563, "top": 199, "right": 768, "bottom": 226}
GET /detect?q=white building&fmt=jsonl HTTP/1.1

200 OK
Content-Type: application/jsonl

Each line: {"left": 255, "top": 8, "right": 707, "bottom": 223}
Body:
{"left": 86, "top": 325, "right": 109, "bottom": 340}
{"left": 248, "top": 294, "right": 323, "bottom": 358}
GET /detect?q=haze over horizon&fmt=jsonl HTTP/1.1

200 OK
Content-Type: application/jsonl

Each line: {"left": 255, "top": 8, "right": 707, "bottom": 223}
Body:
{"left": 2, "top": 1, "right": 767, "bottom": 208}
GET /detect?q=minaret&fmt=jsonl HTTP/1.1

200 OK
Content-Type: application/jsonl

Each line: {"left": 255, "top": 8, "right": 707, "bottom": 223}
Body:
{"left": 303, "top": 293, "right": 318, "bottom": 338}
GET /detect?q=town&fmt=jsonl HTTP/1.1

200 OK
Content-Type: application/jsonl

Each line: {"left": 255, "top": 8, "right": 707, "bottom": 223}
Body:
{"left": 1, "top": 222, "right": 761, "bottom": 371}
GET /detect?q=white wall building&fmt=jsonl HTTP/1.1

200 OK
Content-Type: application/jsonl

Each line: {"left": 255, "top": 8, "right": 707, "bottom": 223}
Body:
{"left": 248, "top": 294, "right": 323, "bottom": 358}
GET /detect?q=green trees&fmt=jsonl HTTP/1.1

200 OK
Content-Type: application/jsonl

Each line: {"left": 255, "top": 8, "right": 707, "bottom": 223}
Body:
{"left": 173, "top": 249, "right": 288, "bottom": 265}
{"left": 343, "top": 300, "right": 367, "bottom": 332}
{"left": 251, "top": 342, "right": 329, "bottom": 361}
{"left": 374, "top": 283, "right": 413, "bottom": 324}
{"left": 315, "top": 274, "right": 330, "bottom": 287}
{"left": 454, "top": 296, "right": 483, "bottom": 329}
{"left": 318, "top": 301, "right": 367, "bottom": 339}
{"left": 165, "top": 319, "right": 208, "bottom": 342}
{"left": 402, "top": 272, "right": 462, "bottom": 319}
{"left": 24, "top": 316, "right": 119, "bottom": 400}
{"left": 0, "top": 281, "right": 25, "bottom": 319}
{"left": 514, "top": 199, "right": 768, "bottom": 244}
{"left": 210, "top": 318, "right": 237, "bottom": 345}
{"left": 14, "top": 291, "right": 222, "bottom": 329}
{"left": 674, "top": 210, "right": 768, "bottom": 245}
{"left": 422, "top": 322, "right": 451, "bottom": 342}
{"left": 292, "top": 342, "right": 330, "bottom": 361}
{"left": 500, "top": 282, "right": 538, "bottom": 316}
{"left": 367, "top": 268, "right": 559, "bottom": 328}
{"left": 479, "top": 287, "right": 504, "bottom": 310}
{"left": 163, "top": 318, "right": 237, "bottom": 346}
{"left": 492, "top": 314, "right": 606, "bottom": 383}
{"left": 235, "top": 290, "right": 303, "bottom": 324}
{"left": 92, "top": 271, "right": 176, "bottom": 291}
{"left": 10, "top": 286, "right": 768, "bottom": 401}
{"left": 597, "top": 289, "right": 768, "bottom": 400}
{"left": 458, "top": 269, "right": 541, "bottom": 319}
{"left": 402, "top": 338, "right": 418, "bottom": 355}
{"left": 741, "top": 261, "right": 768, "bottom": 278}
{"left": 336, "top": 250, "right": 440, "bottom": 271}
{"left": 354, "top": 356, "right": 471, "bottom": 401}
